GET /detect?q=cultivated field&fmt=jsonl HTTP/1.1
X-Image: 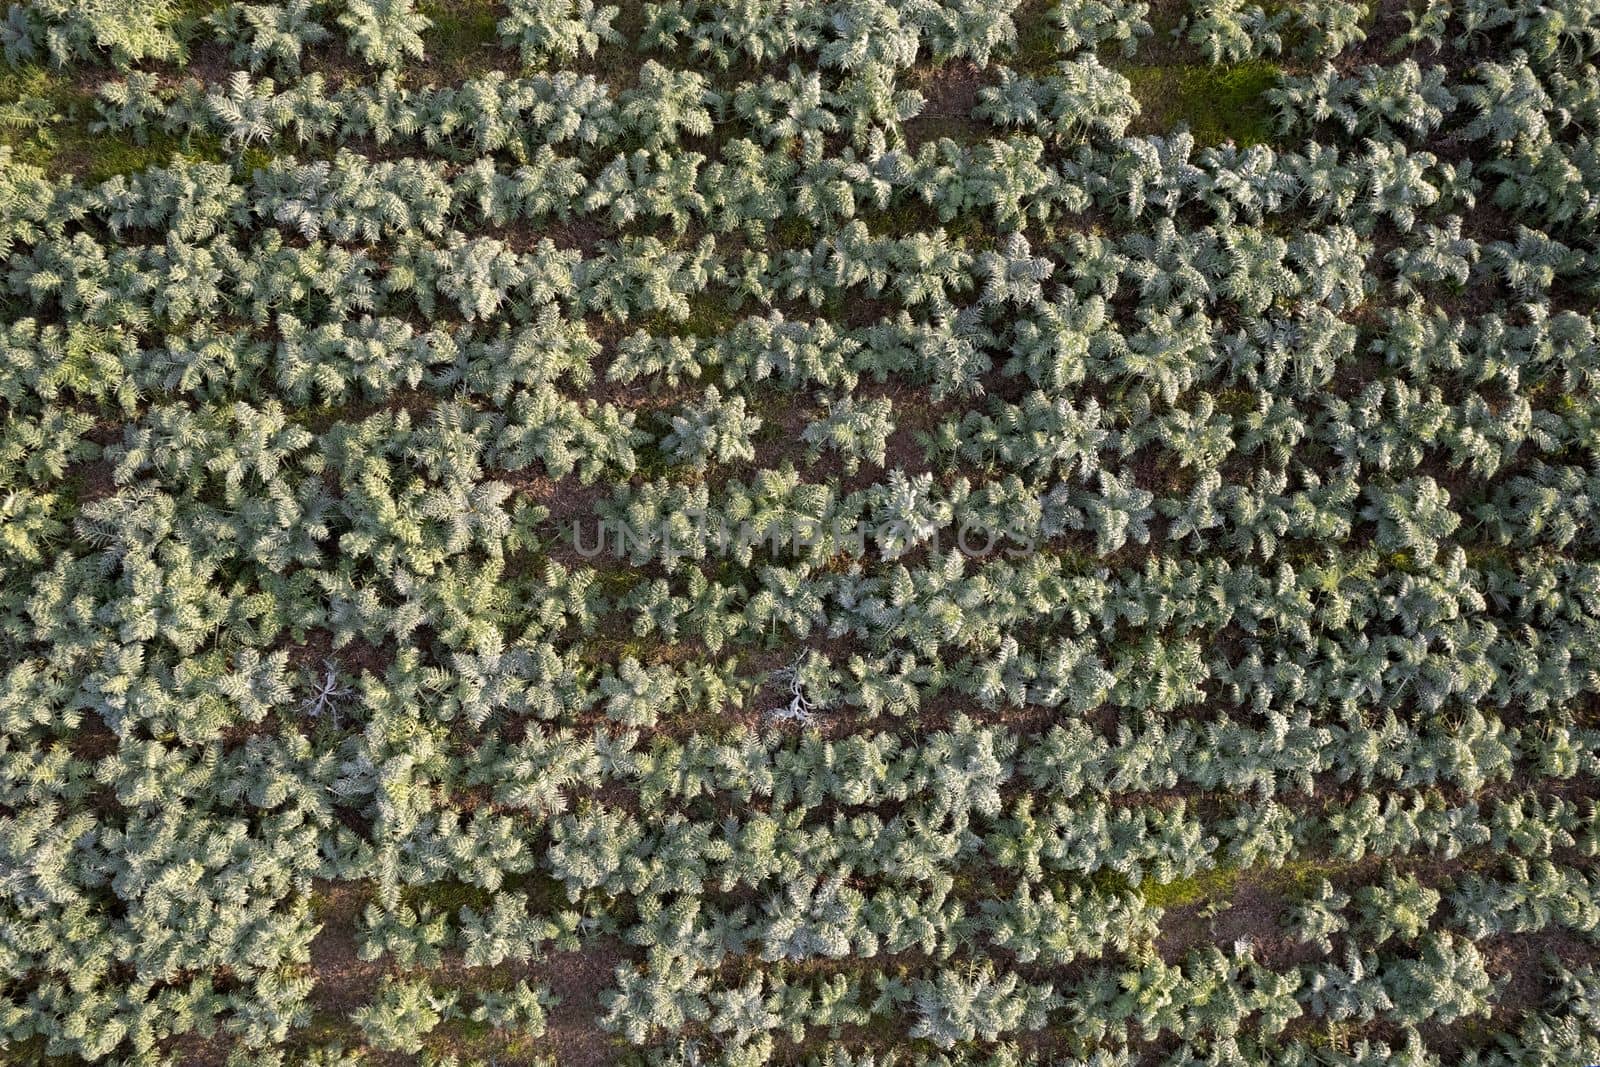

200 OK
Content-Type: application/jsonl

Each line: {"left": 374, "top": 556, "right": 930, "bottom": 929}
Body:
{"left": 2, "top": 1, "right": 1599, "bottom": 1064}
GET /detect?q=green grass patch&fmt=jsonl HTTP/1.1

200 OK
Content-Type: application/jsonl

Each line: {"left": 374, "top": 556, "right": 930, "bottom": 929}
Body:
{"left": 678, "top": 292, "right": 741, "bottom": 340}
{"left": 0, "top": 62, "right": 270, "bottom": 183}
{"left": 0, "top": 64, "right": 72, "bottom": 107}
{"left": 1266, "top": 857, "right": 1351, "bottom": 894}
{"left": 1124, "top": 60, "right": 1281, "bottom": 146}
{"left": 1141, "top": 856, "right": 1385, "bottom": 911}
{"left": 1140, "top": 864, "right": 1240, "bottom": 908}
{"left": 0, "top": 65, "right": 83, "bottom": 168}
{"left": 772, "top": 214, "right": 814, "bottom": 249}
{"left": 1211, "top": 387, "right": 1260, "bottom": 415}
{"left": 402, "top": 879, "right": 497, "bottom": 916}
{"left": 54, "top": 131, "right": 237, "bottom": 184}
{"left": 1012, "top": 0, "right": 1061, "bottom": 72}
{"left": 422, "top": 0, "right": 505, "bottom": 80}
{"left": 1091, "top": 868, "right": 1136, "bottom": 895}
{"left": 592, "top": 565, "right": 644, "bottom": 596}
{"left": 859, "top": 198, "right": 983, "bottom": 242}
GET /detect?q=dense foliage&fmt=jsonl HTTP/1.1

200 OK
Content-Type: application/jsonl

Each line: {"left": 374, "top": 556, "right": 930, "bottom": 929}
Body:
{"left": 2, "top": 0, "right": 1599, "bottom": 1064}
